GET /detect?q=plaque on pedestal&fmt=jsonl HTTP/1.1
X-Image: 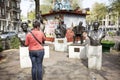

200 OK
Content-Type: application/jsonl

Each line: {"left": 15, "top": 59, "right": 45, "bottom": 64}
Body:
{"left": 87, "top": 45, "right": 102, "bottom": 70}
{"left": 69, "top": 45, "right": 87, "bottom": 59}
{"left": 20, "top": 45, "right": 49, "bottom": 68}
{"left": 54, "top": 38, "right": 67, "bottom": 52}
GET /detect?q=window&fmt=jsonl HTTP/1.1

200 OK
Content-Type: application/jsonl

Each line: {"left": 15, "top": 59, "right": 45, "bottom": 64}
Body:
{"left": 0, "top": 7, "right": 1, "bottom": 17}
{"left": 2, "top": 8, "right": 5, "bottom": 15}
{"left": 17, "top": 13, "right": 20, "bottom": 19}
{"left": 103, "top": 21, "right": 105, "bottom": 26}
{"left": 109, "top": 15, "right": 111, "bottom": 19}
{"left": 109, "top": 21, "right": 111, "bottom": 25}
{"left": 103, "top": 16, "right": 105, "bottom": 19}
{"left": 12, "top": 1, "right": 16, "bottom": 8}
{"left": 7, "top": 1, "right": 10, "bottom": 7}
{"left": 17, "top": 2, "right": 20, "bottom": 8}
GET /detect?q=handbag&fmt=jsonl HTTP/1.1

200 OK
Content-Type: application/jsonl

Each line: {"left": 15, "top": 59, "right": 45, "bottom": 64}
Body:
{"left": 30, "top": 31, "right": 44, "bottom": 46}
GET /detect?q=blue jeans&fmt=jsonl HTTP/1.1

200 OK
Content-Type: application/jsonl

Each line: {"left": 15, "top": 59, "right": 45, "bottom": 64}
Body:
{"left": 29, "top": 50, "right": 44, "bottom": 80}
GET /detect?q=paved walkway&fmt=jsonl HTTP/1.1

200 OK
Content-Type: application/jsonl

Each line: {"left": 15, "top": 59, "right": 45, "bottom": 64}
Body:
{"left": 0, "top": 48, "right": 120, "bottom": 80}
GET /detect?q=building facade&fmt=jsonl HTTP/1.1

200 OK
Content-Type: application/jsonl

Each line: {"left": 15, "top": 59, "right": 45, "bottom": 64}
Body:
{"left": 100, "top": 12, "right": 119, "bottom": 31}
{"left": 0, "top": 0, "right": 21, "bottom": 32}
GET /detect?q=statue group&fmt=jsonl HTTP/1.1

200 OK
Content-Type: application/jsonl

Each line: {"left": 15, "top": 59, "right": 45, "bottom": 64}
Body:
{"left": 72, "top": 21, "right": 105, "bottom": 46}
{"left": 54, "top": 21, "right": 105, "bottom": 46}
{"left": 53, "top": 0, "right": 72, "bottom": 11}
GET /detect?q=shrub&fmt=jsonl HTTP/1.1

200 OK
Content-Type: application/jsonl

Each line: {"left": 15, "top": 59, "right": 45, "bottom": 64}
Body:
{"left": 101, "top": 40, "right": 115, "bottom": 44}
{"left": 108, "top": 32, "right": 115, "bottom": 36}
{"left": 10, "top": 36, "right": 20, "bottom": 49}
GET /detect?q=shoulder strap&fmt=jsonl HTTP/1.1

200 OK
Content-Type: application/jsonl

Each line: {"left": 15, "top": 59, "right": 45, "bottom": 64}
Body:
{"left": 30, "top": 31, "right": 42, "bottom": 44}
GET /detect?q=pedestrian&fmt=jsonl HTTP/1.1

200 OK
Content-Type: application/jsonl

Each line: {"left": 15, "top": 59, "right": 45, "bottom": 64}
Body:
{"left": 25, "top": 20, "right": 46, "bottom": 80}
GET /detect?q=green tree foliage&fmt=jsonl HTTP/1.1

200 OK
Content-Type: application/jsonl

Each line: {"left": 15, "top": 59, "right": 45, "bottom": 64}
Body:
{"left": 40, "top": 5, "right": 52, "bottom": 14}
{"left": 110, "top": 0, "right": 120, "bottom": 15}
{"left": 10, "top": 36, "right": 20, "bottom": 49}
{"left": 71, "top": 0, "right": 83, "bottom": 9}
{"left": 109, "top": 0, "right": 120, "bottom": 25}
{"left": 86, "top": 2, "right": 107, "bottom": 23}
{"left": 92, "top": 3, "right": 107, "bottom": 20}
{"left": 28, "top": 11, "right": 35, "bottom": 20}
{"left": 28, "top": 5, "right": 52, "bottom": 19}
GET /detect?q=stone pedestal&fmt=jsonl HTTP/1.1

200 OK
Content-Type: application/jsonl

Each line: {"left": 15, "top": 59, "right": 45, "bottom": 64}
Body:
{"left": 87, "top": 45, "right": 102, "bottom": 70}
{"left": 43, "top": 45, "right": 50, "bottom": 58}
{"left": 69, "top": 45, "right": 87, "bottom": 59}
{"left": 20, "top": 47, "right": 32, "bottom": 68}
{"left": 20, "top": 45, "right": 49, "bottom": 68}
{"left": 54, "top": 38, "right": 67, "bottom": 52}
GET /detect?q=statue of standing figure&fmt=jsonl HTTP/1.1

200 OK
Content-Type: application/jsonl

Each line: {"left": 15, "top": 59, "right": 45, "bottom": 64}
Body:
{"left": 55, "top": 20, "right": 67, "bottom": 38}
{"left": 72, "top": 21, "right": 85, "bottom": 44}
{"left": 88, "top": 22, "right": 105, "bottom": 46}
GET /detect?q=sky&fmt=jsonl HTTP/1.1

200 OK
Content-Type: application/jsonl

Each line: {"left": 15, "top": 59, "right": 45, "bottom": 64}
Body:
{"left": 20, "top": 0, "right": 110, "bottom": 18}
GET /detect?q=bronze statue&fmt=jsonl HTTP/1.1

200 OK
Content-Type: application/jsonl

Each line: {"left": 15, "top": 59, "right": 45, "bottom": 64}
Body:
{"left": 18, "top": 22, "right": 29, "bottom": 46}
{"left": 55, "top": 20, "right": 67, "bottom": 38}
{"left": 36, "top": 11, "right": 43, "bottom": 24}
{"left": 88, "top": 22, "right": 105, "bottom": 46}
{"left": 21, "top": 22, "right": 28, "bottom": 33}
{"left": 72, "top": 21, "right": 85, "bottom": 44}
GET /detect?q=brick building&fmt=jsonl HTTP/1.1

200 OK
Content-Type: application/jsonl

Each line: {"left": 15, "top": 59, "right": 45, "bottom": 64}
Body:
{"left": 0, "top": 0, "right": 21, "bottom": 32}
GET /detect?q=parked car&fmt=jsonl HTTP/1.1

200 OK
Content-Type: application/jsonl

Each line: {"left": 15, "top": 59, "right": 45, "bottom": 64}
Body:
{"left": 0, "top": 31, "right": 17, "bottom": 40}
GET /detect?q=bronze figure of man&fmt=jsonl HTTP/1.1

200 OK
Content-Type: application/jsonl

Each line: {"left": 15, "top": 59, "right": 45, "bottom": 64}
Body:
{"left": 72, "top": 21, "right": 85, "bottom": 44}
{"left": 88, "top": 22, "right": 105, "bottom": 46}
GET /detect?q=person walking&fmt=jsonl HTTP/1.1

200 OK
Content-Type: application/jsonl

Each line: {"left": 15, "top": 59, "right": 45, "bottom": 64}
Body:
{"left": 25, "top": 20, "right": 46, "bottom": 80}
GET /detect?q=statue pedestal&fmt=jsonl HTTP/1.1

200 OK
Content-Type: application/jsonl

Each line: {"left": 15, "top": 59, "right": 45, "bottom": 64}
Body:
{"left": 87, "top": 45, "right": 102, "bottom": 70}
{"left": 20, "top": 45, "right": 49, "bottom": 68}
{"left": 69, "top": 45, "right": 87, "bottom": 59}
{"left": 54, "top": 38, "right": 67, "bottom": 52}
{"left": 20, "top": 47, "right": 32, "bottom": 68}
{"left": 44, "top": 45, "right": 50, "bottom": 58}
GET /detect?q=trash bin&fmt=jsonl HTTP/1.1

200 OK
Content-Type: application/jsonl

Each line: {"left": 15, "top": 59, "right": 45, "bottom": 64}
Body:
{"left": 101, "top": 43, "right": 115, "bottom": 52}
{"left": 101, "top": 40, "right": 115, "bottom": 53}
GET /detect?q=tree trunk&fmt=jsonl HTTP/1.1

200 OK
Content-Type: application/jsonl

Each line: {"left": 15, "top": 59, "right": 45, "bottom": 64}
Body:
{"left": 34, "top": 0, "right": 40, "bottom": 18}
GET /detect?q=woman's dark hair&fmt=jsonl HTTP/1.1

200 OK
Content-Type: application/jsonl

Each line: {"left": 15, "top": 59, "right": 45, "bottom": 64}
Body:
{"left": 33, "top": 20, "right": 40, "bottom": 28}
